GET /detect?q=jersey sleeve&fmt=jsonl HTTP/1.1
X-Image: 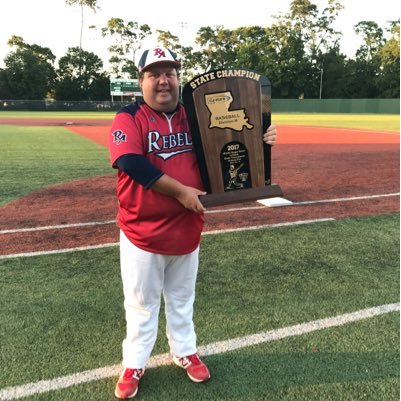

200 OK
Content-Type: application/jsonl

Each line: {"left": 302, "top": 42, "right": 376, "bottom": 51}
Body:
{"left": 109, "top": 111, "right": 145, "bottom": 168}
{"left": 115, "top": 154, "right": 164, "bottom": 189}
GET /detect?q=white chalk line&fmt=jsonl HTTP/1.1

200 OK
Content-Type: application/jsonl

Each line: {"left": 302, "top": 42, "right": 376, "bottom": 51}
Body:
{"left": 0, "top": 220, "right": 116, "bottom": 234}
{"left": 0, "top": 242, "right": 119, "bottom": 260}
{"left": 0, "top": 302, "right": 398, "bottom": 401}
{"left": 0, "top": 218, "right": 334, "bottom": 260}
{"left": 1, "top": 192, "right": 398, "bottom": 235}
{"left": 293, "top": 192, "right": 400, "bottom": 206}
{"left": 204, "top": 218, "right": 335, "bottom": 235}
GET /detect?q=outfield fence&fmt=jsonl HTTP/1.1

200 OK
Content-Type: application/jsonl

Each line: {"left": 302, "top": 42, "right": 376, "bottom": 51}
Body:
{"left": 0, "top": 99, "right": 129, "bottom": 112}
{"left": 0, "top": 98, "right": 399, "bottom": 113}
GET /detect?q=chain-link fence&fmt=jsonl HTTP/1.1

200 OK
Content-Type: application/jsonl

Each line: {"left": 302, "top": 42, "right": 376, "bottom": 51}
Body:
{"left": 0, "top": 98, "right": 399, "bottom": 113}
{"left": 0, "top": 99, "right": 143, "bottom": 111}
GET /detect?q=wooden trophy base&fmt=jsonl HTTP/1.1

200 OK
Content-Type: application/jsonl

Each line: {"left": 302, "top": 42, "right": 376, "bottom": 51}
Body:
{"left": 199, "top": 183, "right": 283, "bottom": 208}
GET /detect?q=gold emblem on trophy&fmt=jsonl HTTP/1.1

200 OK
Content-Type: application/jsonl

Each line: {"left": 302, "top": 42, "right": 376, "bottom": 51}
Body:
{"left": 205, "top": 91, "right": 253, "bottom": 131}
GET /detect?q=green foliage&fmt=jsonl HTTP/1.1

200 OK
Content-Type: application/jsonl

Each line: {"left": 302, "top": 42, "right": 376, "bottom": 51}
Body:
{"left": 376, "top": 21, "right": 401, "bottom": 98}
{"left": 179, "top": 2, "right": 399, "bottom": 99}
{"left": 0, "top": 37, "right": 56, "bottom": 99}
{"left": 65, "top": 0, "right": 98, "bottom": 12}
{"left": 318, "top": 49, "right": 347, "bottom": 98}
{"left": 0, "top": 2, "right": 399, "bottom": 100}
{"left": 54, "top": 47, "right": 110, "bottom": 100}
{"left": 101, "top": 18, "right": 152, "bottom": 78}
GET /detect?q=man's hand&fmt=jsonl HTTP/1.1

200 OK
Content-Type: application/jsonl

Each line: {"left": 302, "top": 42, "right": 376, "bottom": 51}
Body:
{"left": 263, "top": 124, "right": 277, "bottom": 146}
{"left": 175, "top": 186, "right": 207, "bottom": 213}
{"left": 150, "top": 174, "right": 206, "bottom": 213}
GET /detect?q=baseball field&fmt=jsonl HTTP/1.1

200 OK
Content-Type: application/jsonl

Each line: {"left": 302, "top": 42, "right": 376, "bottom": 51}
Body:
{"left": 0, "top": 111, "right": 399, "bottom": 400}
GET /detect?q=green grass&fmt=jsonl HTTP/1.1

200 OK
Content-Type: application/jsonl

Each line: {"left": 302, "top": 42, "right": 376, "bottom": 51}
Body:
{"left": 20, "top": 314, "right": 400, "bottom": 401}
{"left": 274, "top": 113, "right": 400, "bottom": 131}
{"left": 0, "top": 111, "right": 115, "bottom": 119}
{"left": 0, "top": 214, "right": 399, "bottom": 399}
{"left": 0, "top": 110, "right": 399, "bottom": 398}
{"left": 0, "top": 110, "right": 399, "bottom": 131}
{"left": 0, "top": 125, "right": 111, "bottom": 206}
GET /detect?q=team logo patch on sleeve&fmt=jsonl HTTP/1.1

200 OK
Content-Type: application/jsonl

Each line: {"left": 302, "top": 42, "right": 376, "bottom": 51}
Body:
{"left": 112, "top": 130, "right": 127, "bottom": 145}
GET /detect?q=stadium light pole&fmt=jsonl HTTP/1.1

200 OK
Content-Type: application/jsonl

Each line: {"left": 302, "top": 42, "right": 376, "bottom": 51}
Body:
{"left": 319, "top": 63, "right": 324, "bottom": 99}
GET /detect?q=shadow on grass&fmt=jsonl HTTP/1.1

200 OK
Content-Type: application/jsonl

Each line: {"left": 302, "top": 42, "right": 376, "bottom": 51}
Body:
{"left": 23, "top": 349, "right": 399, "bottom": 401}
{"left": 139, "top": 351, "right": 399, "bottom": 400}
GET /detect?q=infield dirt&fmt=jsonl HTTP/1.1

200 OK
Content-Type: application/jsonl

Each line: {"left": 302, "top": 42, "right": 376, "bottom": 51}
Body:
{"left": 0, "top": 118, "right": 399, "bottom": 256}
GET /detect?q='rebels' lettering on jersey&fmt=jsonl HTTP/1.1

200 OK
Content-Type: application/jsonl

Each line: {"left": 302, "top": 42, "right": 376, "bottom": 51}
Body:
{"left": 108, "top": 101, "right": 204, "bottom": 255}
{"left": 148, "top": 130, "right": 192, "bottom": 151}
{"left": 147, "top": 130, "right": 193, "bottom": 160}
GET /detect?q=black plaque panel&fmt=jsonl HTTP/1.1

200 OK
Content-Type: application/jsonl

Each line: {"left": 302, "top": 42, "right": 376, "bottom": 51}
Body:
{"left": 220, "top": 141, "right": 251, "bottom": 191}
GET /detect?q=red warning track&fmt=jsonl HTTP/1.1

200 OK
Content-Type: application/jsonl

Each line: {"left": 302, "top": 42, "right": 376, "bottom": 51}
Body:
{"left": 0, "top": 119, "right": 399, "bottom": 256}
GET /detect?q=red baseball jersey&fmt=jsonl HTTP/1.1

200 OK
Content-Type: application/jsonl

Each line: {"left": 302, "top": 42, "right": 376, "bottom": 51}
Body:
{"left": 109, "top": 102, "right": 205, "bottom": 255}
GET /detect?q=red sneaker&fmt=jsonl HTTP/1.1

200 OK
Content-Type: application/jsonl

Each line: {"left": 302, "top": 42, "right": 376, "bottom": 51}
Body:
{"left": 172, "top": 353, "right": 211, "bottom": 382}
{"left": 114, "top": 368, "right": 144, "bottom": 399}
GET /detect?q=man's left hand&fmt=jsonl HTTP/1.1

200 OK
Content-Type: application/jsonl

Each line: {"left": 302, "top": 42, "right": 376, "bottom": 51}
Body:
{"left": 263, "top": 124, "right": 277, "bottom": 146}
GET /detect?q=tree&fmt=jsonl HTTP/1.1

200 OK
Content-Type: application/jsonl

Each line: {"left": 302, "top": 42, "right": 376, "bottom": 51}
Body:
{"left": 54, "top": 47, "right": 109, "bottom": 100}
{"left": 288, "top": 0, "right": 343, "bottom": 58}
{"left": 232, "top": 26, "right": 271, "bottom": 73}
{"left": 0, "top": 36, "right": 56, "bottom": 99}
{"left": 350, "top": 20, "right": 399, "bottom": 98}
{"left": 101, "top": 18, "right": 152, "bottom": 78}
{"left": 270, "top": 0, "right": 344, "bottom": 98}
{"left": 319, "top": 47, "right": 347, "bottom": 98}
{"left": 261, "top": 20, "right": 313, "bottom": 98}
{"left": 376, "top": 19, "right": 400, "bottom": 97}
{"left": 65, "top": 0, "right": 99, "bottom": 50}
{"left": 354, "top": 21, "right": 384, "bottom": 61}
{"left": 1, "top": 1, "right": 398, "bottom": 101}
{"left": 342, "top": 58, "right": 379, "bottom": 98}
{"left": 192, "top": 26, "right": 237, "bottom": 71}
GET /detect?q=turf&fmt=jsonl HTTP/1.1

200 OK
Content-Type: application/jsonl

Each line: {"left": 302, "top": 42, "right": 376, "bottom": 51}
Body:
{"left": 0, "top": 111, "right": 399, "bottom": 131}
{"left": 273, "top": 113, "right": 400, "bottom": 132}
{"left": 0, "top": 111, "right": 115, "bottom": 119}
{"left": 0, "top": 125, "right": 111, "bottom": 206}
{"left": 0, "top": 214, "right": 399, "bottom": 400}
{"left": 0, "top": 111, "right": 399, "bottom": 400}
{"left": 19, "top": 314, "right": 399, "bottom": 401}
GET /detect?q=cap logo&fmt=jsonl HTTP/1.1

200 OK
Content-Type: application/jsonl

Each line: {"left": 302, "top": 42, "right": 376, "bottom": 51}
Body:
{"left": 154, "top": 48, "right": 166, "bottom": 58}
{"left": 136, "top": 46, "right": 180, "bottom": 71}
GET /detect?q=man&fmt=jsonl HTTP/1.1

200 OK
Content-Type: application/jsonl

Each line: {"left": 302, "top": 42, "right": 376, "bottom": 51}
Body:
{"left": 109, "top": 46, "right": 277, "bottom": 399}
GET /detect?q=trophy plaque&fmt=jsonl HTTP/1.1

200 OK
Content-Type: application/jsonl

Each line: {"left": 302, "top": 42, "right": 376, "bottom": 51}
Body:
{"left": 182, "top": 68, "right": 283, "bottom": 207}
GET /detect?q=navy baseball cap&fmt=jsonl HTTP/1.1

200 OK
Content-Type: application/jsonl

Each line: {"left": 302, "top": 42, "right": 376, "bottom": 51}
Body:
{"left": 136, "top": 46, "right": 181, "bottom": 72}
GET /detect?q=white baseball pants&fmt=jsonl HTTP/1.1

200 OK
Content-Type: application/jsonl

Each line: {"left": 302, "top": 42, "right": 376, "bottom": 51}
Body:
{"left": 119, "top": 230, "right": 199, "bottom": 369}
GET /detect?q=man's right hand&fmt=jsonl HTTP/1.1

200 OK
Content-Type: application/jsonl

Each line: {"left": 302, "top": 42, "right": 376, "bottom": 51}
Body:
{"left": 150, "top": 174, "right": 206, "bottom": 213}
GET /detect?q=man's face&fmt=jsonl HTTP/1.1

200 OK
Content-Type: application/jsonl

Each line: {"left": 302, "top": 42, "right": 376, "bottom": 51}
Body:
{"left": 139, "top": 64, "right": 179, "bottom": 112}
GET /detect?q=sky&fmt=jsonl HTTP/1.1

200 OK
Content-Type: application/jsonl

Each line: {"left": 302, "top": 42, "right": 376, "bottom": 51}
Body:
{"left": 0, "top": 0, "right": 399, "bottom": 70}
